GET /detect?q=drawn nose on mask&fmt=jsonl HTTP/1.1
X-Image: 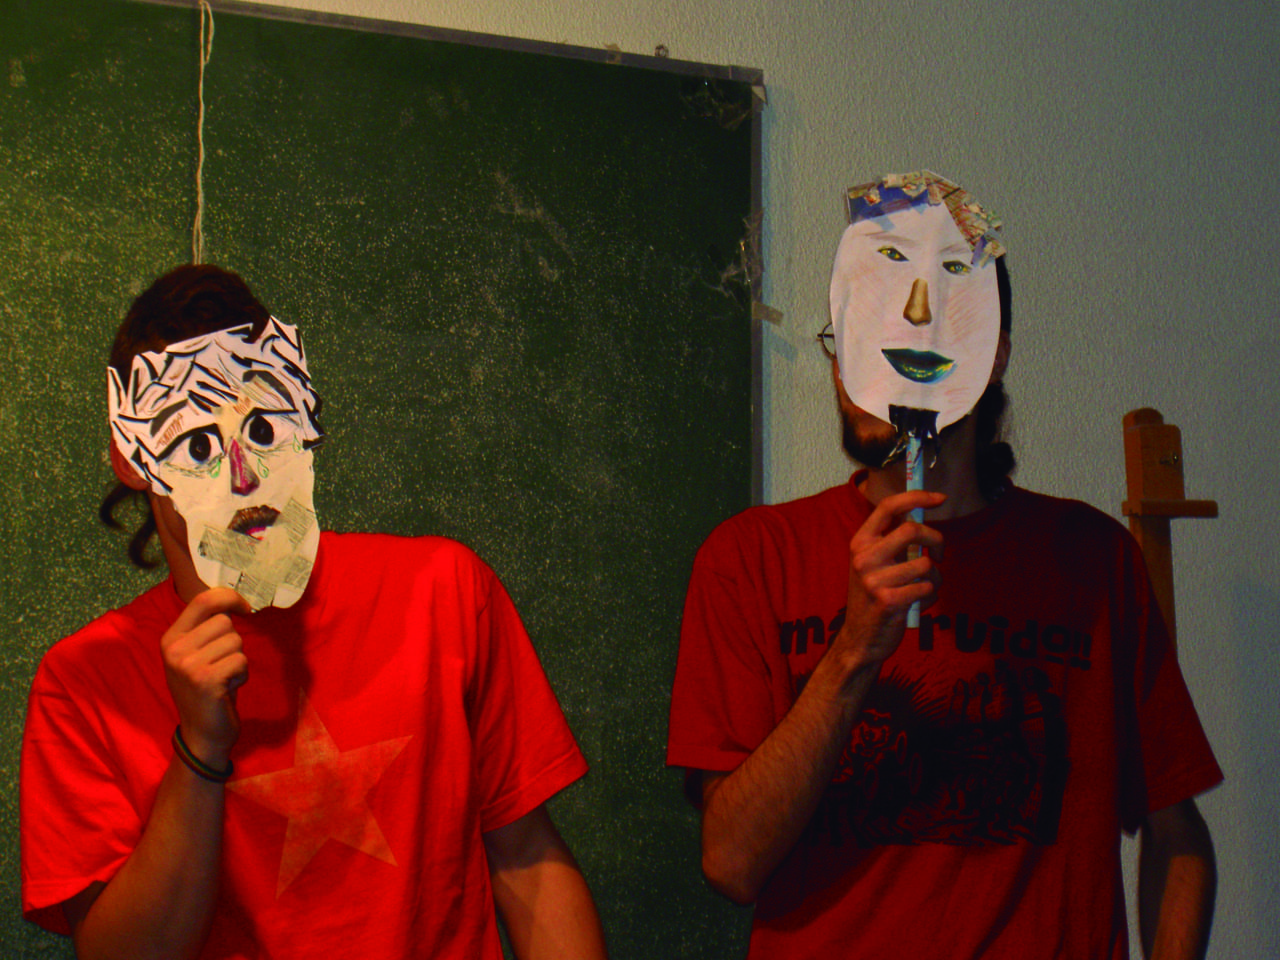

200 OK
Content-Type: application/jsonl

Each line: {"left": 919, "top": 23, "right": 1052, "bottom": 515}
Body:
{"left": 228, "top": 439, "right": 260, "bottom": 496}
{"left": 903, "top": 278, "right": 932, "bottom": 326}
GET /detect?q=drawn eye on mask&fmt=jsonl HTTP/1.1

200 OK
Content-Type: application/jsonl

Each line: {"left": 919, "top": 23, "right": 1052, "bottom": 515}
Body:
{"left": 161, "top": 427, "right": 224, "bottom": 473}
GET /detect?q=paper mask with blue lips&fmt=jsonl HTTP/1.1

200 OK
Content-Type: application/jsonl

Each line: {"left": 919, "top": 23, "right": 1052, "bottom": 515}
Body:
{"left": 829, "top": 170, "right": 1005, "bottom": 431}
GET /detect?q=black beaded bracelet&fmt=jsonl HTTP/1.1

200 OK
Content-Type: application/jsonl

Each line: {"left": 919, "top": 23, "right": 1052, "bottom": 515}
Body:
{"left": 172, "top": 726, "right": 234, "bottom": 783}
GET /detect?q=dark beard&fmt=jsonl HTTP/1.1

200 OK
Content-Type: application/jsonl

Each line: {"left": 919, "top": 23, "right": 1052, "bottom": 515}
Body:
{"left": 841, "top": 410, "right": 959, "bottom": 468}
{"left": 841, "top": 417, "right": 902, "bottom": 468}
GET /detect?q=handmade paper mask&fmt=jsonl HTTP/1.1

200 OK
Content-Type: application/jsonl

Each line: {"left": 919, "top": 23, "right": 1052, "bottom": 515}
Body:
{"left": 829, "top": 170, "right": 1005, "bottom": 430}
{"left": 108, "top": 317, "right": 324, "bottom": 610}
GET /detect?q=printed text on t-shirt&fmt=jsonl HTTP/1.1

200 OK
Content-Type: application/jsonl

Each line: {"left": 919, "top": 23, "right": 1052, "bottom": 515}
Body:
{"left": 779, "top": 609, "right": 1093, "bottom": 670}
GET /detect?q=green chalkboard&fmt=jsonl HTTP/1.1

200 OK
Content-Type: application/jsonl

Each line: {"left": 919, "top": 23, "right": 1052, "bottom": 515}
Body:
{"left": 0, "top": 0, "right": 760, "bottom": 956}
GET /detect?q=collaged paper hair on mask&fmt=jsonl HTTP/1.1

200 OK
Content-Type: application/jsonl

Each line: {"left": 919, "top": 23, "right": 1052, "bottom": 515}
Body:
{"left": 107, "top": 317, "right": 323, "bottom": 495}
{"left": 845, "top": 170, "right": 1006, "bottom": 267}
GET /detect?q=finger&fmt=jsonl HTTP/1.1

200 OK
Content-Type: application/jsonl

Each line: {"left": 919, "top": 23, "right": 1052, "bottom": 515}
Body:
{"left": 185, "top": 657, "right": 248, "bottom": 696}
{"left": 176, "top": 611, "right": 238, "bottom": 644}
{"left": 862, "top": 558, "right": 939, "bottom": 606}
{"left": 887, "top": 519, "right": 945, "bottom": 555}
{"left": 860, "top": 490, "right": 947, "bottom": 538}
{"left": 186, "top": 631, "right": 245, "bottom": 668}
{"left": 207, "top": 651, "right": 249, "bottom": 690}
{"left": 867, "top": 553, "right": 938, "bottom": 587}
{"left": 169, "top": 587, "right": 251, "bottom": 637}
{"left": 867, "top": 552, "right": 940, "bottom": 593}
{"left": 854, "top": 521, "right": 944, "bottom": 571}
{"left": 227, "top": 660, "right": 250, "bottom": 697}
{"left": 163, "top": 624, "right": 245, "bottom": 684}
{"left": 881, "top": 578, "right": 939, "bottom": 613}
{"left": 852, "top": 500, "right": 946, "bottom": 556}
{"left": 163, "top": 613, "right": 241, "bottom": 662}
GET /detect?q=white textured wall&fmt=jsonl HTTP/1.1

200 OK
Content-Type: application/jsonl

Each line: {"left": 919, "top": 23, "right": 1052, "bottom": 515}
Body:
{"left": 240, "top": 1, "right": 1280, "bottom": 954}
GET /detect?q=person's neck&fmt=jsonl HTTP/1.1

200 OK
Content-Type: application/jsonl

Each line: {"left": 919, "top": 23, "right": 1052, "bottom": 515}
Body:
{"left": 167, "top": 556, "right": 209, "bottom": 604}
{"left": 856, "top": 416, "right": 992, "bottom": 520}
{"left": 149, "top": 492, "right": 211, "bottom": 603}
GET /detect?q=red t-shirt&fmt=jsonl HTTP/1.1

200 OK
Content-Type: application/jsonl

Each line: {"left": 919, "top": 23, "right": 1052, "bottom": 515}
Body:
{"left": 667, "top": 475, "right": 1222, "bottom": 959}
{"left": 22, "top": 532, "right": 587, "bottom": 958}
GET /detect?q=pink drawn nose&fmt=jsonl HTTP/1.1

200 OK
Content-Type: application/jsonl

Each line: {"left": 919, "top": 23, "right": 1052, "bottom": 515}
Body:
{"left": 228, "top": 440, "right": 260, "bottom": 496}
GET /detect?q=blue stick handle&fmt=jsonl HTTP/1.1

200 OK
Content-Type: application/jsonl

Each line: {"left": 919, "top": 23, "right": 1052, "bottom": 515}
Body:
{"left": 905, "top": 434, "right": 923, "bottom": 629}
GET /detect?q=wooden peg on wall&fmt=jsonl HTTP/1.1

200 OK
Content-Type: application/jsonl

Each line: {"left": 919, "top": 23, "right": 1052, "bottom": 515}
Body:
{"left": 1121, "top": 408, "right": 1218, "bottom": 648}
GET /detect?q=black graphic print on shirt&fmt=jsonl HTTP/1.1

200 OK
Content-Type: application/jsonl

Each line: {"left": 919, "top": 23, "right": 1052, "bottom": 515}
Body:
{"left": 800, "top": 658, "right": 1070, "bottom": 850}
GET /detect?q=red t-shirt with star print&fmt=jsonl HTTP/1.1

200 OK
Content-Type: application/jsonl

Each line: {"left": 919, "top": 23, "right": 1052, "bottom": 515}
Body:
{"left": 21, "top": 532, "right": 588, "bottom": 958}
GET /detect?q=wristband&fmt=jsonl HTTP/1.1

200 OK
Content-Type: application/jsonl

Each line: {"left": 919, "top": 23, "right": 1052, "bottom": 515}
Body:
{"left": 172, "top": 726, "right": 234, "bottom": 783}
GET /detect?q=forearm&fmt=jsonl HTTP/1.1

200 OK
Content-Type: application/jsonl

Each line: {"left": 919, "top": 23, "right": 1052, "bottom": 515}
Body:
{"left": 1139, "top": 799, "right": 1217, "bottom": 960}
{"left": 700, "top": 647, "right": 879, "bottom": 904}
{"left": 70, "top": 757, "right": 226, "bottom": 960}
{"left": 486, "top": 805, "right": 608, "bottom": 960}
{"left": 491, "top": 856, "right": 608, "bottom": 960}
{"left": 698, "top": 488, "right": 940, "bottom": 905}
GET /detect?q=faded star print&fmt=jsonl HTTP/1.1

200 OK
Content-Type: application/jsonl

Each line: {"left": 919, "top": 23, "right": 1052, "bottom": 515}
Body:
{"left": 228, "top": 692, "right": 413, "bottom": 895}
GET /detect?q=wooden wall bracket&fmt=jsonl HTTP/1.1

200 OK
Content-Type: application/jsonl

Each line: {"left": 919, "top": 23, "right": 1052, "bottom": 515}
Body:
{"left": 1122, "top": 408, "right": 1218, "bottom": 647}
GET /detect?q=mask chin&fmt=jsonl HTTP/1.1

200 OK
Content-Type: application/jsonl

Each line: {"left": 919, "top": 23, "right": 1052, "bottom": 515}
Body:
{"left": 171, "top": 455, "right": 319, "bottom": 611}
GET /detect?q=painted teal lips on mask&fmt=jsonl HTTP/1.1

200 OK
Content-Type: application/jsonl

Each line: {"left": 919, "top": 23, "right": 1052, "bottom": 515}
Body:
{"left": 882, "top": 348, "right": 955, "bottom": 384}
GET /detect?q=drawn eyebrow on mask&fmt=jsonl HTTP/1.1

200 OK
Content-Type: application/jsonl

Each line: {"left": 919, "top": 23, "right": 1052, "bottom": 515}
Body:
{"left": 243, "top": 369, "right": 298, "bottom": 407}
{"left": 149, "top": 400, "right": 189, "bottom": 436}
{"left": 867, "top": 232, "right": 920, "bottom": 246}
{"left": 190, "top": 361, "right": 239, "bottom": 402}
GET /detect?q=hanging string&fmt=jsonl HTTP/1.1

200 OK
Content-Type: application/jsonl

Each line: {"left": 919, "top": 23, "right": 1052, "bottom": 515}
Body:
{"left": 192, "top": 0, "right": 215, "bottom": 264}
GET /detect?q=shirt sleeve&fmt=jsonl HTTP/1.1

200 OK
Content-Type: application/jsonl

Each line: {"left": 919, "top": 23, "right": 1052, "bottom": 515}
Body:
{"left": 468, "top": 561, "right": 588, "bottom": 833}
{"left": 666, "top": 523, "right": 783, "bottom": 775}
{"left": 21, "top": 651, "right": 144, "bottom": 935}
{"left": 1117, "top": 535, "right": 1223, "bottom": 833}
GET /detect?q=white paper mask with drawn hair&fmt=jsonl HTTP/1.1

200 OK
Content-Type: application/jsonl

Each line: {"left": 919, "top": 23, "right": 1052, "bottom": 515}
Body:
{"left": 108, "top": 317, "right": 324, "bottom": 610}
{"left": 829, "top": 171, "right": 1006, "bottom": 430}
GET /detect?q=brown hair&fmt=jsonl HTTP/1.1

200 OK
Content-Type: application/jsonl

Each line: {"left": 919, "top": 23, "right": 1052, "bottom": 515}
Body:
{"left": 976, "top": 256, "right": 1014, "bottom": 499}
{"left": 109, "top": 264, "right": 271, "bottom": 386}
